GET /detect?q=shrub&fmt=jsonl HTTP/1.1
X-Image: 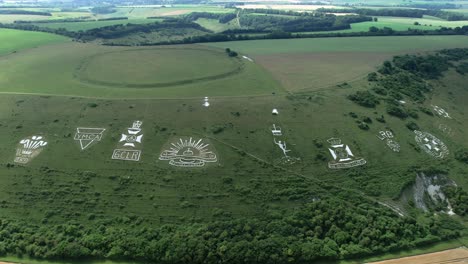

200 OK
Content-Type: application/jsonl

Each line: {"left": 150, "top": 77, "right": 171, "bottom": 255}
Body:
{"left": 367, "top": 72, "right": 378, "bottom": 81}
{"left": 358, "top": 122, "right": 370, "bottom": 130}
{"left": 376, "top": 115, "right": 386, "bottom": 123}
{"left": 455, "top": 149, "right": 468, "bottom": 164}
{"left": 386, "top": 104, "right": 408, "bottom": 118}
{"left": 348, "top": 91, "right": 380, "bottom": 108}
{"left": 406, "top": 121, "right": 420, "bottom": 131}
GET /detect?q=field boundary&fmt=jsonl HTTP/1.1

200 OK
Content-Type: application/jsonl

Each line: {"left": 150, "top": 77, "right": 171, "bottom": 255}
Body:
{"left": 74, "top": 47, "right": 245, "bottom": 89}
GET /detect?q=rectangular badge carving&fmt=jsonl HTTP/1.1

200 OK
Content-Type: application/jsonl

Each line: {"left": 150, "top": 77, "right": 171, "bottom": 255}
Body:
{"left": 112, "top": 149, "right": 141, "bottom": 161}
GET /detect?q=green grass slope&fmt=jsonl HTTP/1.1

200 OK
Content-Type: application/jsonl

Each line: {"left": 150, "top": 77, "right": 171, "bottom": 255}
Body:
{"left": 0, "top": 28, "right": 68, "bottom": 55}
{"left": 203, "top": 35, "right": 468, "bottom": 55}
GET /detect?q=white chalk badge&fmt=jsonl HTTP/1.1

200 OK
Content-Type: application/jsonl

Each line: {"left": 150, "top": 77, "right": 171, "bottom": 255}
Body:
{"left": 112, "top": 121, "right": 144, "bottom": 162}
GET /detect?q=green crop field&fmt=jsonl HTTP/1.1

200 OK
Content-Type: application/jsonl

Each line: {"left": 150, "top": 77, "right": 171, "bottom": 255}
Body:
{"left": 0, "top": 28, "right": 68, "bottom": 55}
{"left": 204, "top": 36, "right": 468, "bottom": 54}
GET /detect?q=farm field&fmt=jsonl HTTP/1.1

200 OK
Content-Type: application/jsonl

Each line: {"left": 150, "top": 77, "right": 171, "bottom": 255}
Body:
{"left": 107, "top": 5, "right": 231, "bottom": 19}
{"left": 195, "top": 18, "right": 240, "bottom": 32}
{"left": 329, "top": 16, "right": 468, "bottom": 33}
{"left": 236, "top": 4, "right": 346, "bottom": 10}
{"left": 0, "top": 40, "right": 281, "bottom": 98}
{"left": 0, "top": 28, "right": 68, "bottom": 55}
{"left": 30, "top": 19, "right": 158, "bottom": 31}
{"left": 367, "top": 247, "right": 468, "bottom": 264}
{"left": 204, "top": 36, "right": 468, "bottom": 91}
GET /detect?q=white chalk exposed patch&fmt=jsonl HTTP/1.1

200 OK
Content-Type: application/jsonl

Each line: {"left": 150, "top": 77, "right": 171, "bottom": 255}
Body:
{"left": 74, "top": 127, "right": 106, "bottom": 150}
{"left": 271, "top": 124, "right": 282, "bottom": 136}
{"left": 112, "top": 149, "right": 141, "bottom": 161}
{"left": 159, "top": 137, "right": 218, "bottom": 167}
{"left": 203, "top": 97, "right": 210, "bottom": 107}
{"left": 377, "top": 130, "right": 400, "bottom": 152}
{"left": 242, "top": 55, "right": 254, "bottom": 62}
{"left": 432, "top": 105, "right": 451, "bottom": 119}
{"left": 112, "top": 121, "right": 144, "bottom": 161}
{"left": 438, "top": 123, "right": 452, "bottom": 136}
{"left": 414, "top": 130, "right": 449, "bottom": 159}
{"left": 14, "top": 135, "right": 48, "bottom": 164}
{"left": 327, "top": 137, "right": 366, "bottom": 169}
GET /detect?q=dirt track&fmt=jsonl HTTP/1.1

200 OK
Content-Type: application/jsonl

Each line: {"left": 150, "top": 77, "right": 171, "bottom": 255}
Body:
{"left": 368, "top": 247, "right": 468, "bottom": 264}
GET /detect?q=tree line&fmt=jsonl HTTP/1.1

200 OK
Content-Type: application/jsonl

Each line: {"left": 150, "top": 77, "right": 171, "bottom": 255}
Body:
{"left": 0, "top": 10, "right": 51, "bottom": 16}
{"left": 0, "top": 196, "right": 462, "bottom": 263}
{"left": 1, "top": 18, "right": 468, "bottom": 45}
{"left": 183, "top": 12, "right": 237, "bottom": 24}
{"left": 237, "top": 13, "right": 372, "bottom": 32}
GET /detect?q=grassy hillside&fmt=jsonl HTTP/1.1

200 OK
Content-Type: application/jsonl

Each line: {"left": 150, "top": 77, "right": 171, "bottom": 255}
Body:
{"left": 0, "top": 27, "right": 467, "bottom": 263}
{"left": 0, "top": 43, "right": 281, "bottom": 98}
{"left": 0, "top": 56, "right": 466, "bottom": 262}
{"left": 204, "top": 36, "right": 468, "bottom": 91}
{"left": 0, "top": 28, "right": 68, "bottom": 55}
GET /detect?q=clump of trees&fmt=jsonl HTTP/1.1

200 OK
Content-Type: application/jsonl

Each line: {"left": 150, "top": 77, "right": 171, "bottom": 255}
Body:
{"left": 454, "top": 149, "right": 468, "bottom": 164}
{"left": 348, "top": 91, "right": 380, "bottom": 107}
{"left": 348, "top": 48, "right": 468, "bottom": 119}
{"left": 225, "top": 48, "right": 238, "bottom": 57}
{"left": 184, "top": 12, "right": 237, "bottom": 24}
{"left": 443, "top": 186, "right": 468, "bottom": 215}
{"left": 238, "top": 13, "right": 371, "bottom": 32}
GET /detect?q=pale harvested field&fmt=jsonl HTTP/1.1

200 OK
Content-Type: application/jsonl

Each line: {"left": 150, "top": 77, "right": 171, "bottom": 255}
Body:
{"left": 236, "top": 4, "right": 345, "bottom": 10}
{"left": 160, "top": 10, "right": 191, "bottom": 16}
{"left": 368, "top": 247, "right": 468, "bottom": 264}
{"left": 254, "top": 52, "right": 393, "bottom": 92}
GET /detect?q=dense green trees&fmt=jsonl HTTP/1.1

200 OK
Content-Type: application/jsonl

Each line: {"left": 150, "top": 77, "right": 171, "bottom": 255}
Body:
{"left": 184, "top": 12, "right": 237, "bottom": 24}
{"left": 443, "top": 186, "right": 468, "bottom": 216}
{"left": 0, "top": 10, "right": 51, "bottom": 16}
{"left": 455, "top": 149, "right": 468, "bottom": 164}
{"left": 348, "top": 91, "right": 380, "bottom": 108}
{"left": 238, "top": 14, "right": 371, "bottom": 32}
{"left": 348, "top": 48, "right": 468, "bottom": 120}
{"left": 0, "top": 196, "right": 461, "bottom": 263}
